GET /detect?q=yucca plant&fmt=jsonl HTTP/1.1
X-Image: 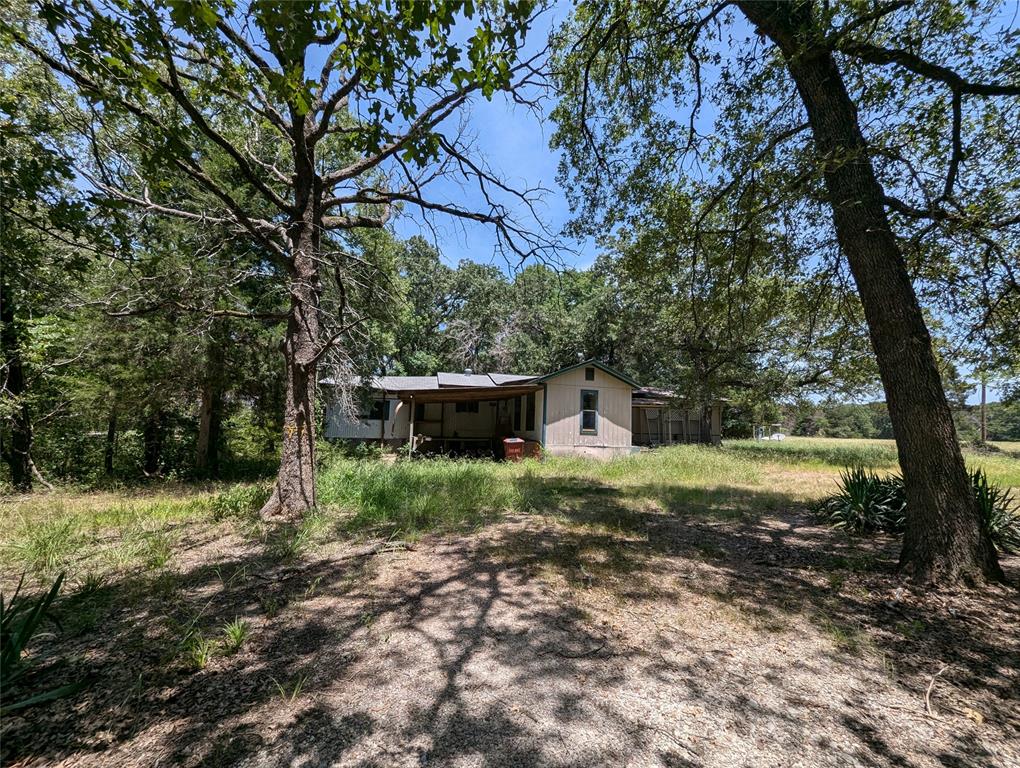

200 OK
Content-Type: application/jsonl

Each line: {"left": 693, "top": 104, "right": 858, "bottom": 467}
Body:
{"left": 817, "top": 467, "right": 904, "bottom": 534}
{"left": 820, "top": 466, "right": 1019, "bottom": 552}
{"left": 1, "top": 572, "right": 87, "bottom": 715}
{"left": 972, "top": 469, "right": 1020, "bottom": 554}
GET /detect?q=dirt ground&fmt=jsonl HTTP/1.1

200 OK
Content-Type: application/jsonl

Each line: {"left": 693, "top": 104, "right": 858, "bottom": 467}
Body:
{"left": 4, "top": 504, "right": 1019, "bottom": 768}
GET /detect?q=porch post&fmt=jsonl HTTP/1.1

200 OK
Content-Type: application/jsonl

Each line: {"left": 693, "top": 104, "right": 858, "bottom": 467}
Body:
{"left": 408, "top": 395, "right": 415, "bottom": 458}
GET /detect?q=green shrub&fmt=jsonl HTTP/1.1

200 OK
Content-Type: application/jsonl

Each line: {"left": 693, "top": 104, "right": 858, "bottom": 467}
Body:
{"left": 220, "top": 618, "right": 250, "bottom": 654}
{"left": 211, "top": 483, "right": 271, "bottom": 521}
{"left": 317, "top": 439, "right": 382, "bottom": 466}
{"left": 819, "top": 466, "right": 1020, "bottom": 552}
{"left": 1, "top": 573, "right": 87, "bottom": 714}
{"left": 184, "top": 633, "right": 216, "bottom": 670}
{"left": 816, "top": 467, "right": 905, "bottom": 534}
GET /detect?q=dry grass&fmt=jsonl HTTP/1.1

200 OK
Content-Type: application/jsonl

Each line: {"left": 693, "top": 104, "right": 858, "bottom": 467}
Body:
{"left": 2, "top": 440, "right": 1019, "bottom": 767}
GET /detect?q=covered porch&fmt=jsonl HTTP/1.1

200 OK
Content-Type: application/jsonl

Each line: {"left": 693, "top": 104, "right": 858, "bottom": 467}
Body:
{"left": 631, "top": 388, "right": 723, "bottom": 446}
{"left": 399, "top": 384, "right": 543, "bottom": 458}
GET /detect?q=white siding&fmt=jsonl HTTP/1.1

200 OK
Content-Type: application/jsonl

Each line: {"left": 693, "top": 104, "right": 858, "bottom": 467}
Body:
{"left": 324, "top": 398, "right": 409, "bottom": 441}
{"left": 543, "top": 366, "right": 633, "bottom": 457}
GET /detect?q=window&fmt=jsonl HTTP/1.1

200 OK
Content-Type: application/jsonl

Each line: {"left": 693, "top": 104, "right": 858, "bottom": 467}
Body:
{"left": 414, "top": 402, "right": 425, "bottom": 422}
{"left": 525, "top": 392, "right": 536, "bottom": 431}
{"left": 513, "top": 396, "right": 522, "bottom": 431}
{"left": 362, "top": 400, "right": 390, "bottom": 421}
{"left": 584, "top": 367, "right": 595, "bottom": 381}
{"left": 580, "top": 389, "right": 598, "bottom": 434}
{"left": 455, "top": 401, "right": 480, "bottom": 413}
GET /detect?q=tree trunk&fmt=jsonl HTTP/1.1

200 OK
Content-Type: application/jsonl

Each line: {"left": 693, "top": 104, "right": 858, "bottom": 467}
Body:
{"left": 196, "top": 338, "right": 224, "bottom": 478}
{"left": 260, "top": 247, "right": 320, "bottom": 519}
{"left": 142, "top": 409, "right": 165, "bottom": 477}
{"left": 105, "top": 409, "right": 117, "bottom": 476}
{"left": 738, "top": 1, "right": 1001, "bottom": 584}
{"left": 699, "top": 405, "right": 712, "bottom": 446}
{"left": 260, "top": 131, "right": 321, "bottom": 519}
{"left": 1, "top": 277, "right": 32, "bottom": 492}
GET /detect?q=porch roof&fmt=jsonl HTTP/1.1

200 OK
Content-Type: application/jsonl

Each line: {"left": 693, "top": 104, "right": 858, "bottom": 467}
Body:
{"left": 395, "top": 384, "right": 542, "bottom": 403}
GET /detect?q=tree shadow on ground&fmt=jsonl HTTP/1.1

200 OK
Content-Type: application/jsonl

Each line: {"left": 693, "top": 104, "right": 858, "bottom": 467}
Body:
{"left": 510, "top": 474, "right": 1019, "bottom": 766}
{"left": 3, "top": 473, "right": 1018, "bottom": 767}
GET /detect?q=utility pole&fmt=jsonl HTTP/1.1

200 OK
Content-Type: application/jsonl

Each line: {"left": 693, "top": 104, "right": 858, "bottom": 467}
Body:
{"left": 980, "top": 373, "right": 987, "bottom": 444}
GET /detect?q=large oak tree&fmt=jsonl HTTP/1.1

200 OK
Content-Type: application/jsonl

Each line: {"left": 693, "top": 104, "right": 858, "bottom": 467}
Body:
{"left": 551, "top": 0, "right": 1019, "bottom": 584}
{"left": 8, "top": 0, "right": 549, "bottom": 517}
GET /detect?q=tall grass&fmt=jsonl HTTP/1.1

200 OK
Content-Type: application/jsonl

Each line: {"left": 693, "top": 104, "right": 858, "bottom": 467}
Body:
{"left": 318, "top": 458, "right": 522, "bottom": 536}
{"left": 3, "top": 441, "right": 1015, "bottom": 581}
{"left": 316, "top": 445, "right": 764, "bottom": 538}
{"left": 1, "top": 488, "right": 229, "bottom": 579}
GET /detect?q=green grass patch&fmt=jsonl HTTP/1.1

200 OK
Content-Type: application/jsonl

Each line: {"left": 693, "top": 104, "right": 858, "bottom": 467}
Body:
{"left": 0, "top": 484, "right": 258, "bottom": 580}
{"left": 316, "top": 445, "right": 764, "bottom": 538}
{"left": 318, "top": 458, "right": 523, "bottom": 537}
{"left": 725, "top": 437, "right": 900, "bottom": 469}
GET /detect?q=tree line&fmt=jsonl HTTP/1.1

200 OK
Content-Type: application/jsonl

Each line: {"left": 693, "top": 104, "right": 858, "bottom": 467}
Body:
{"left": 779, "top": 400, "right": 1020, "bottom": 443}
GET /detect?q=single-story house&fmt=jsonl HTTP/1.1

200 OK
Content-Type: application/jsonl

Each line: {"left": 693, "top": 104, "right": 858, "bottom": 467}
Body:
{"left": 324, "top": 359, "right": 722, "bottom": 459}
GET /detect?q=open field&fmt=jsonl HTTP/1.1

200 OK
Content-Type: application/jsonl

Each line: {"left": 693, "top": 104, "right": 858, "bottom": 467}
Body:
{"left": 2, "top": 439, "right": 1018, "bottom": 767}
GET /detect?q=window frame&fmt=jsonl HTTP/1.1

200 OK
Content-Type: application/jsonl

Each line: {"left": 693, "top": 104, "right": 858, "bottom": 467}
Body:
{"left": 584, "top": 367, "right": 595, "bottom": 381}
{"left": 580, "top": 389, "right": 598, "bottom": 435}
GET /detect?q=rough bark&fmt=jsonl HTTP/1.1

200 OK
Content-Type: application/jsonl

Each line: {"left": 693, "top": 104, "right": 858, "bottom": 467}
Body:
{"left": 259, "top": 113, "right": 321, "bottom": 520}
{"left": 105, "top": 409, "right": 116, "bottom": 476}
{"left": 737, "top": 0, "right": 1001, "bottom": 584}
{"left": 1, "top": 277, "right": 32, "bottom": 492}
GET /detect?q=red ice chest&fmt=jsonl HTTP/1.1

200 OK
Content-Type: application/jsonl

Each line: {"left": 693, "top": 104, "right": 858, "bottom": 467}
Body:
{"left": 503, "top": 437, "right": 525, "bottom": 461}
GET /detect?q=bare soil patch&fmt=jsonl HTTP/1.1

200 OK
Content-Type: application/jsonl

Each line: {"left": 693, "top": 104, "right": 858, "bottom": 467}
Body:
{"left": 3, "top": 503, "right": 1018, "bottom": 767}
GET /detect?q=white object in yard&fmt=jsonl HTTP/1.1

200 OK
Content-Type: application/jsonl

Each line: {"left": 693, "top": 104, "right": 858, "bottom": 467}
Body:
{"left": 768, "top": 432, "right": 786, "bottom": 441}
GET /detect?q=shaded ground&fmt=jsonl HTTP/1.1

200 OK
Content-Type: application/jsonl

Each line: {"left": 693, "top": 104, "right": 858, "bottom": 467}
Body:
{"left": 3, "top": 480, "right": 1019, "bottom": 768}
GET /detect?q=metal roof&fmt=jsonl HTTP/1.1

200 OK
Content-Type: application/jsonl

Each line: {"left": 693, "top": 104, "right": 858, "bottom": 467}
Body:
{"left": 325, "top": 364, "right": 640, "bottom": 392}
{"left": 375, "top": 375, "right": 439, "bottom": 391}
{"left": 362, "top": 371, "right": 541, "bottom": 391}
{"left": 436, "top": 372, "right": 498, "bottom": 388}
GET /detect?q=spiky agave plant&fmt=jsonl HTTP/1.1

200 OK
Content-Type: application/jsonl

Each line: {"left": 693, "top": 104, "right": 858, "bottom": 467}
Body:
{"left": 972, "top": 469, "right": 1020, "bottom": 554}
{"left": 818, "top": 467, "right": 904, "bottom": 534}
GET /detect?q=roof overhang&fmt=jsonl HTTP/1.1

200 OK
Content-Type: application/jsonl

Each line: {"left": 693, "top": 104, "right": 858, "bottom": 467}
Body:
{"left": 395, "top": 384, "right": 542, "bottom": 403}
{"left": 535, "top": 358, "right": 641, "bottom": 389}
{"left": 632, "top": 397, "right": 727, "bottom": 407}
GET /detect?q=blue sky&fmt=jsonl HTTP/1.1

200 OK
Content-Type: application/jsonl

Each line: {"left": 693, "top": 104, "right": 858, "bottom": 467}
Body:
{"left": 389, "top": 4, "right": 595, "bottom": 271}
{"left": 384, "top": 4, "right": 1008, "bottom": 405}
